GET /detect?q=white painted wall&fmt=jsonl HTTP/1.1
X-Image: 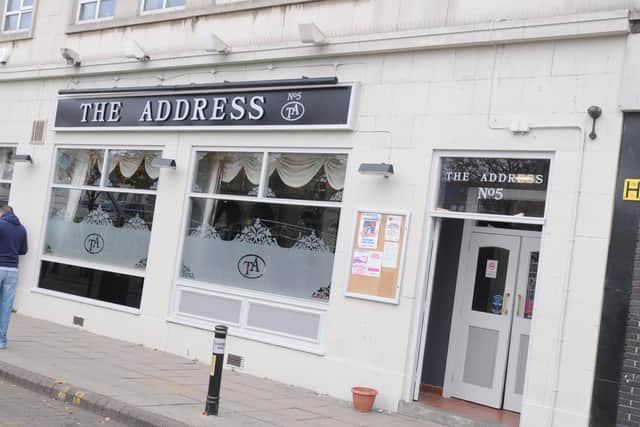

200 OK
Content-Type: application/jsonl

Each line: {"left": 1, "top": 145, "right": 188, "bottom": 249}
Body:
{"left": 0, "top": 1, "right": 634, "bottom": 426}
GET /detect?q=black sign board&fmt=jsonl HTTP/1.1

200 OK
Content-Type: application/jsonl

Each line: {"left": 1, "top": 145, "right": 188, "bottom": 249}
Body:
{"left": 437, "top": 157, "right": 550, "bottom": 218}
{"left": 55, "top": 84, "right": 353, "bottom": 130}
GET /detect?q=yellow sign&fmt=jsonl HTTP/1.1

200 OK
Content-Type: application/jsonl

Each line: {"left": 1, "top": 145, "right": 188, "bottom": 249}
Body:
{"left": 624, "top": 179, "right": 640, "bottom": 201}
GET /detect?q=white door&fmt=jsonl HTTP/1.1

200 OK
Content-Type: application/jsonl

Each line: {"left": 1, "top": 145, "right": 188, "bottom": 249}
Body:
{"left": 503, "top": 237, "right": 540, "bottom": 412}
{"left": 444, "top": 232, "right": 521, "bottom": 408}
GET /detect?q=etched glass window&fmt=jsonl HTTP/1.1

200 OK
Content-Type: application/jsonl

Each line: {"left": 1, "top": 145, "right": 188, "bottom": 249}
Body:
{"left": 40, "top": 147, "right": 161, "bottom": 309}
{"left": 182, "top": 151, "right": 346, "bottom": 302}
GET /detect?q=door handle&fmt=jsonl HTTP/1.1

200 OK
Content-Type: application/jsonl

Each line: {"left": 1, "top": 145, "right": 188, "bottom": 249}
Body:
{"left": 517, "top": 294, "right": 522, "bottom": 317}
{"left": 502, "top": 292, "right": 511, "bottom": 315}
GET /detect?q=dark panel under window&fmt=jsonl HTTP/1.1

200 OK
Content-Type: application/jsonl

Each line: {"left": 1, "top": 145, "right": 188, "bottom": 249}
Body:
{"left": 39, "top": 261, "right": 143, "bottom": 309}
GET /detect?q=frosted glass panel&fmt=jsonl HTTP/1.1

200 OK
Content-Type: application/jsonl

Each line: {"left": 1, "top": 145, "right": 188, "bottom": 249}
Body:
{"left": 181, "top": 198, "right": 338, "bottom": 301}
{"left": 462, "top": 326, "right": 498, "bottom": 388}
{"left": 45, "top": 189, "right": 155, "bottom": 270}
{"left": 247, "top": 303, "right": 320, "bottom": 340}
{"left": 178, "top": 290, "right": 242, "bottom": 324}
{"left": 515, "top": 334, "right": 530, "bottom": 395}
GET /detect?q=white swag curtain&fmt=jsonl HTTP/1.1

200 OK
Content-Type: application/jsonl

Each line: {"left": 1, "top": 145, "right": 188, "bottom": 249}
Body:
{"left": 201, "top": 152, "right": 346, "bottom": 191}
{"left": 199, "top": 153, "right": 346, "bottom": 225}
{"left": 59, "top": 149, "right": 159, "bottom": 220}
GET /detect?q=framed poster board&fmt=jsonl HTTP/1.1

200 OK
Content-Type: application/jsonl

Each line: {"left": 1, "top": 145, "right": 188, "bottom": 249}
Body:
{"left": 344, "top": 209, "right": 410, "bottom": 304}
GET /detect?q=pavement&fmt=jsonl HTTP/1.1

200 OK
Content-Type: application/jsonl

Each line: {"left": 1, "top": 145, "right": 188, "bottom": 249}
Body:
{"left": 0, "top": 314, "right": 442, "bottom": 427}
{"left": 0, "top": 378, "right": 126, "bottom": 427}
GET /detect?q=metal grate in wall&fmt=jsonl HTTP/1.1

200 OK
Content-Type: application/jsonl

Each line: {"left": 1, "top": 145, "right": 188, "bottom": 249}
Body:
{"left": 30, "top": 120, "right": 46, "bottom": 145}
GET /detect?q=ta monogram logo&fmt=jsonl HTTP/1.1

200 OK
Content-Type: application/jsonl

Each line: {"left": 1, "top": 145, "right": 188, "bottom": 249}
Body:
{"left": 624, "top": 179, "right": 640, "bottom": 201}
{"left": 84, "top": 233, "right": 104, "bottom": 254}
{"left": 237, "top": 254, "right": 266, "bottom": 279}
{"left": 280, "top": 93, "right": 305, "bottom": 121}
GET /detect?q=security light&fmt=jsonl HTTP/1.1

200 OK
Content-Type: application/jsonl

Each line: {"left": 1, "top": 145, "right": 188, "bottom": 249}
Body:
{"left": 299, "top": 23, "right": 326, "bottom": 44}
{"left": 124, "top": 39, "right": 150, "bottom": 62}
{"left": 202, "top": 33, "right": 231, "bottom": 54}
{"left": 60, "top": 48, "right": 81, "bottom": 66}
{"left": 150, "top": 158, "right": 176, "bottom": 168}
{"left": 0, "top": 48, "right": 9, "bottom": 65}
{"left": 358, "top": 163, "right": 394, "bottom": 178}
{"left": 13, "top": 154, "right": 32, "bottom": 163}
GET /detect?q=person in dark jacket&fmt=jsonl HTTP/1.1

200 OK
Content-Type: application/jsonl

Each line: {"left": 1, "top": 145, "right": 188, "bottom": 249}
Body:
{"left": 0, "top": 206, "right": 27, "bottom": 349}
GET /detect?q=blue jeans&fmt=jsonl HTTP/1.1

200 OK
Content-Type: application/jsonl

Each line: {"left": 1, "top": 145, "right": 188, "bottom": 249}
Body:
{"left": 0, "top": 270, "right": 18, "bottom": 347}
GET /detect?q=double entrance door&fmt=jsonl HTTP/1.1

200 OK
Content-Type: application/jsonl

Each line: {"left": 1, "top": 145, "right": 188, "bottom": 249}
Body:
{"left": 444, "top": 228, "right": 540, "bottom": 413}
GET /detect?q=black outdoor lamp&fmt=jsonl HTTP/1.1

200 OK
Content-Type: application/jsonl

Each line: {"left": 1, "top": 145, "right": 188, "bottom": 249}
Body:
{"left": 150, "top": 158, "right": 176, "bottom": 168}
{"left": 13, "top": 154, "right": 33, "bottom": 164}
{"left": 588, "top": 105, "right": 602, "bottom": 140}
{"left": 358, "top": 162, "right": 394, "bottom": 178}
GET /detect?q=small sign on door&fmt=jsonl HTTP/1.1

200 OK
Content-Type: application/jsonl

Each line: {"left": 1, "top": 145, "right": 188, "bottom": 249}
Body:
{"left": 485, "top": 259, "right": 498, "bottom": 279}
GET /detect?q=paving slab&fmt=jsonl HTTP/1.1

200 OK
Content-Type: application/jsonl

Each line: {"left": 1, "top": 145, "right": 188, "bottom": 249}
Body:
{"left": 0, "top": 314, "right": 444, "bottom": 427}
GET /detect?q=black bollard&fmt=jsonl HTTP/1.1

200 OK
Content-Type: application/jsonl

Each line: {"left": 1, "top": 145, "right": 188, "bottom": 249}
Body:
{"left": 203, "top": 325, "right": 228, "bottom": 416}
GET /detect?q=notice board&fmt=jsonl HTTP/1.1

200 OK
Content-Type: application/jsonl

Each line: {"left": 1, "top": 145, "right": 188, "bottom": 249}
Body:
{"left": 345, "top": 209, "right": 409, "bottom": 304}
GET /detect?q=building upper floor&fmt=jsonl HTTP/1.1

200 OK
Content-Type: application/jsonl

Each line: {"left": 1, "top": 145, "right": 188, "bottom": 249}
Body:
{"left": 1, "top": 0, "right": 640, "bottom": 72}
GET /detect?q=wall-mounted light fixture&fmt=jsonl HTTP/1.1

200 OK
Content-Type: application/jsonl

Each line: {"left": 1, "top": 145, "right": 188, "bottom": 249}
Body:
{"left": 588, "top": 105, "right": 602, "bottom": 140}
{"left": 151, "top": 158, "right": 176, "bottom": 168}
{"left": 299, "top": 23, "right": 326, "bottom": 44}
{"left": 202, "top": 33, "right": 231, "bottom": 54}
{"left": 124, "top": 39, "right": 150, "bottom": 62}
{"left": 13, "top": 154, "right": 32, "bottom": 164}
{"left": 60, "top": 48, "right": 81, "bottom": 66}
{"left": 358, "top": 162, "right": 394, "bottom": 178}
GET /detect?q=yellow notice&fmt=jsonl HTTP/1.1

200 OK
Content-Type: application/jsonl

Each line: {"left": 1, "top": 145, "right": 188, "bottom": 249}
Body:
{"left": 624, "top": 179, "right": 640, "bottom": 201}
{"left": 210, "top": 355, "right": 217, "bottom": 376}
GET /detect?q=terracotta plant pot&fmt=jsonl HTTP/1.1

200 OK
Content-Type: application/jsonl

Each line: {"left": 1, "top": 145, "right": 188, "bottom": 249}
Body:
{"left": 351, "top": 387, "right": 378, "bottom": 412}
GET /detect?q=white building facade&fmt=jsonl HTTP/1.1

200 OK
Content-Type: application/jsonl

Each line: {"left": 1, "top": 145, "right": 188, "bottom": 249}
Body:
{"left": 1, "top": 1, "right": 640, "bottom": 426}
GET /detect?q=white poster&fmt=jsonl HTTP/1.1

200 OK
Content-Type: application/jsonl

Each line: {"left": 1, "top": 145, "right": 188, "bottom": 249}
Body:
{"left": 382, "top": 242, "right": 399, "bottom": 269}
{"left": 366, "top": 251, "right": 383, "bottom": 277}
{"left": 351, "top": 250, "right": 369, "bottom": 276}
{"left": 358, "top": 213, "right": 381, "bottom": 249}
{"left": 485, "top": 259, "right": 498, "bottom": 279}
{"left": 384, "top": 215, "right": 402, "bottom": 242}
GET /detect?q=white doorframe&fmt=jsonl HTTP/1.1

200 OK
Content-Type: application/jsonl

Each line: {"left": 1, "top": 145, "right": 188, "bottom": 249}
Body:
{"left": 412, "top": 218, "right": 441, "bottom": 400}
{"left": 407, "top": 150, "right": 553, "bottom": 404}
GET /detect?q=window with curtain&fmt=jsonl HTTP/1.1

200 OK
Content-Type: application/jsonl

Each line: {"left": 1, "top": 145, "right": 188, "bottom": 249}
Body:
{"left": 0, "top": 147, "right": 15, "bottom": 206}
{"left": 39, "top": 147, "right": 161, "bottom": 309}
{"left": 142, "top": 0, "right": 184, "bottom": 12}
{"left": 3, "top": 0, "right": 33, "bottom": 32}
{"left": 78, "top": 0, "right": 115, "bottom": 22}
{"left": 182, "top": 151, "right": 347, "bottom": 302}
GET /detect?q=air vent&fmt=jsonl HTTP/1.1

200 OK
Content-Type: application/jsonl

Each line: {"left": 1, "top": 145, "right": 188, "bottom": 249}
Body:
{"left": 227, "top": 353, "right": 244, "bottom": 368}
{"left": 72, "top": 316, "right": 84, "bottom": 327}
{"left": 30, "top": 120, "right": 46, "bottom": 145}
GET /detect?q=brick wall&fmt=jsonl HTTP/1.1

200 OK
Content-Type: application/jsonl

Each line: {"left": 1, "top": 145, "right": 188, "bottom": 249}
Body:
{"left": 617, "top": 223, "right": 640, "bottom": 426}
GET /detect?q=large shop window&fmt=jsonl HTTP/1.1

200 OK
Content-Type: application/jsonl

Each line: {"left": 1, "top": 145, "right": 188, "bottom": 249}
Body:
{"left": 38, "top": 148, "right": 161, "bottom": 309}
{"left": 174, "top": 151, "right": 347, "bottom": 349}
